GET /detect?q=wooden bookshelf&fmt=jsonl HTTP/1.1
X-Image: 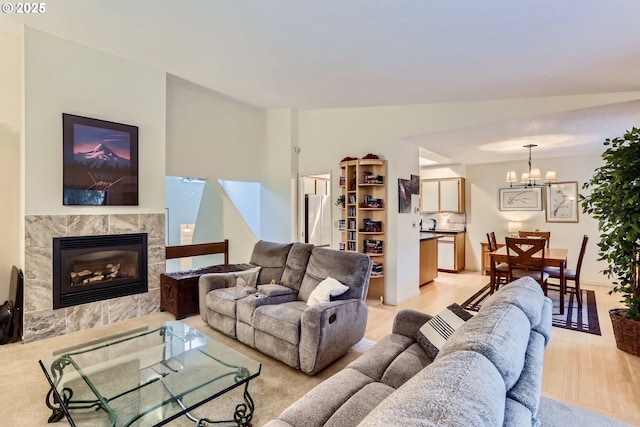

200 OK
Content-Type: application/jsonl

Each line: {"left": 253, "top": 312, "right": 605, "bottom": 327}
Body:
{"left": 339, "top": 158, "right": 386, "bottom": 300}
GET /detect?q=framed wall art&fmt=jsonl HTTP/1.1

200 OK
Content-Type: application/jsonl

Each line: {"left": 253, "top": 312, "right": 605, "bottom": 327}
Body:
{"left": 410, "top": 174, "right": 420, "bottom": 195}
{"left": 398, "top": 178, "right": 411, "bottom": 213}
{"left": 499, "top": 187, "right": 543, "bottom": 211}
{"left": 62, "top": 113, "right": 139, "bottom": 206}
{"left": 545, "top": 181, "right": 579, "bottom": 223}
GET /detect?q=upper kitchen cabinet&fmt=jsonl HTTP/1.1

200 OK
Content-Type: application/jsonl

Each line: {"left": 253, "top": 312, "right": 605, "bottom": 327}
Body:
{"left": 420, "top": 178, "right": 466, "bottom": 213}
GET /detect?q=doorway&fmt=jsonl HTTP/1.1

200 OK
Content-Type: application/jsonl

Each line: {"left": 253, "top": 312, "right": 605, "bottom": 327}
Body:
{"left": 298, "top": 173, "right": 332, "bottom": 247}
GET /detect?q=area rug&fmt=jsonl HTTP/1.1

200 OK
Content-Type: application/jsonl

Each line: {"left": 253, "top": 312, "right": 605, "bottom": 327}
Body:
{"left": 460, "top": 284, "right": 601, "bottom": 335}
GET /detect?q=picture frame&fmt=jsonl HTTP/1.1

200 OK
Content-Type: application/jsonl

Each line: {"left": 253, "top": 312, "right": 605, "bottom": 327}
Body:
{"left": 545, "top": 181, "right": 579, "bottom": 223}
{"left": 63, "top": 113, "right": 139, "bottom": 206}
{"left": 410, "top": 174, "right": 420, "bottom": 195}
{"left": 398, "top": 178, "right": 411, "bottom": 213}
{"left": 499, "top": 187, "right": 543, "bottom": 211}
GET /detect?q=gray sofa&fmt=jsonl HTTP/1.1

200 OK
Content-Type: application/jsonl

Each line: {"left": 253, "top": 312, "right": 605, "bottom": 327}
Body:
{"left": 265, "top": 276, "right": 631, "bottom": 426}
{"left": 198, "top": 240, "right": 372, "bottom": 375}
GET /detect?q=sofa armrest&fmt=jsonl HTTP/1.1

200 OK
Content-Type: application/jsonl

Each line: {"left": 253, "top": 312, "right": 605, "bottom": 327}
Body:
{"left": 299, "top": 299, "right": 368, "bottom": 375}
{"left": 392, "top": 309, "right": 432, "bottom": 339}
{"left": 198, "top": 273, "right": 235, "bottom": 321}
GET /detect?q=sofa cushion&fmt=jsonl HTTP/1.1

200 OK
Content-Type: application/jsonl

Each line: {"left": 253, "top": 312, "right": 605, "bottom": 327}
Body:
{"left": 416, "top": 303, "right": 472, "bottom": 359}
{"left": 307, "top": 277, "right": 349, "bottom": 306}
{"left": 507, "top": 329, "right": 546, "bottom": 417}
{"left": 250, "top": 240, "right": 294, "bottom": 284}
{"left": 257, "top": 284, "right": 298, "bottom": 297}
{"left": 277, "top": 368, "right": 374, "bottom": 427}
{"left": 237, "top": 287, "right": 298, "bottom": 325}
{"left": 280, "top": 243, "right": 314, "bottom": 291}
{"left": 479, "top": 276, "right": 544, "bottom": 327}
{"left": 358, "top": 350, "right": 507, "bottom": 427}
{"left": 380, "top": 342, "right": 433, "bottom": 389}
{"left": 346, "top": 334, "right": 415, "bottom": 381}
{"left": 205, "top": 287, "right": 256, "bottom": 318}
{"left": 253, "top": 301, "right": 307, "bottom": 345}
{"left": 298, "top": 247, "right": 372, "bottom": 302}
{"left": 325, "top": 382, "right": 395, "bottom": 427}
{"left": 437, "top": 302, "right": 531, "bottom": 390}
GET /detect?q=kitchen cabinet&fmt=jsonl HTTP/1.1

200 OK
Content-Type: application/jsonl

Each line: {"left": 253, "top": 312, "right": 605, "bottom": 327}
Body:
{"left": 420, "top": 178, "right": 465, "bottom": 213}
{"left": 420, "top": 180, "right": 439, "bottom": 212}
{"left": 419, "top": 236, "right": 438, "bottom": 285}
{"left": 437, "top": 232, "right": 465, "bottom": 272}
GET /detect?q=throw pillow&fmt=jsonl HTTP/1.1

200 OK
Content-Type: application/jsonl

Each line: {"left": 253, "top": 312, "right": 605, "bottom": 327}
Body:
{"left": 416, "top": 303, "right": 473, "bottom": 360}
{"left": 235, "top": 267, "right": 261, "bottom": 288}
{"left": 306, "top": 277, "right": 349, "bottom": 306}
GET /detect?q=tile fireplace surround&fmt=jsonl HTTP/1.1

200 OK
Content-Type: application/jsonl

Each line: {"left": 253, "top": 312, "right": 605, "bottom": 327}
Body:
{"left": 23, "top": 213, "right": 166, "bottom": 343}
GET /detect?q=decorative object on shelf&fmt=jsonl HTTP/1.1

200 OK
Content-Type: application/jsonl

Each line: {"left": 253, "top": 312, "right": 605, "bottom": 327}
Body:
{"left": 361, "top": 195, "right": 383, "bottom": 208}
{"left": 362, "top": 153, "right": 380, "bottom": 159}
{"left": 398, "top": 178, "right": 411, "bottom": 213}
{"left": 505, "top": 144, "right": 557, "bottom": 188}
{"left": 580, "top": 127, "right": 640, "bottom": 355}
{"left": 340, "top": 156, "right": 358, "bottom": 162}
{"left": 63, "top": 113, "right": 139, "bottom": 206}
{"left": 335, "top": 195, "right": 345, "bottom": 207}
{"left": 363, "top": 171, "right": 384, "bottom": 184}
{"left": 498, "top": 187, "right": 543, "bottom": 211}
{"left": 545, "top": 181, "right": 579, "bottom": 223}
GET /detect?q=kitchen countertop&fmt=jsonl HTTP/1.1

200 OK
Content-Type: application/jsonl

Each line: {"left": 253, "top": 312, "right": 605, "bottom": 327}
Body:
{"left": 420, "top": 229, "right": 466, "bottom": 235}
{"left": 420, "top": 234, "right": 442, "bottom": 241}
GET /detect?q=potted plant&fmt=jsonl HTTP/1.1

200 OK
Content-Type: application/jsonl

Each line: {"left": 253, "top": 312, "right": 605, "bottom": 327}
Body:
{"left": 580, "top": 127, "right": 640, "bottom": 356}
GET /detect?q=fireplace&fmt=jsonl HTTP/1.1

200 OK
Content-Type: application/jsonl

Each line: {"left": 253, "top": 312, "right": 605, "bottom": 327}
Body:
{"left": 53, "top": 233, "right": 148, "bottom": 309}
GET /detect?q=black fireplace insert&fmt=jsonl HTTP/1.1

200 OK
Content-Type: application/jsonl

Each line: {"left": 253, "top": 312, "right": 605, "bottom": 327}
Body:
{"left": 53, "top": 233, "right": 148, "bottom": 309}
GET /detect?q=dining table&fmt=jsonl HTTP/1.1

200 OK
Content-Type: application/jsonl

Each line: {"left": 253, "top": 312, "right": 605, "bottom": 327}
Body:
{"left": 489, "top": 245, "right": 568, "bottom": 315}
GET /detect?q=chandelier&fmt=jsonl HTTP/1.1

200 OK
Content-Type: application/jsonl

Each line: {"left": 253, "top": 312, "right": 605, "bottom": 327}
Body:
{"left": 506, "top": 144, "right": 557, "bottom": 188}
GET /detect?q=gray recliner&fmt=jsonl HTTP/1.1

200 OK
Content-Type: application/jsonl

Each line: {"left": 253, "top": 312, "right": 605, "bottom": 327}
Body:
{"left": 199, "top": 240, "right": 372, "bottom": 375}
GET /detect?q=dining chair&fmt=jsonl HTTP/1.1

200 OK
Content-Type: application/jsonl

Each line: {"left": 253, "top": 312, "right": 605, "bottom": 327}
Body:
{"left": 487, "top": 232, "right": 509, "bottom": 293}
{"left": 545, "top": 235, "right": 588, "bottom": 308}
{"left": 518, "top": 230, "right": 551, "bottom": 247}
{"left": 505, "top": 237, "right": 549, "bottom": 295}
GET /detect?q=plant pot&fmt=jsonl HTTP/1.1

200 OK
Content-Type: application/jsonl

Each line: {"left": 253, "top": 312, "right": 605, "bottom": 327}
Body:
{"left": 609, "top": 308, "right": 640, "bottom": 356}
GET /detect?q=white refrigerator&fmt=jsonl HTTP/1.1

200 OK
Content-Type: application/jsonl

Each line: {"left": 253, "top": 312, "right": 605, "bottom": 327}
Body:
{"left": 305, "top": 195, "right": 331, "bottom": 247}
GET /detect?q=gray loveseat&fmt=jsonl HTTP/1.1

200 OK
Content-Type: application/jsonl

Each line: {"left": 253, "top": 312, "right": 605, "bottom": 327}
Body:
{"left": 198, "top": 240, "right": 372, "bottom": 375}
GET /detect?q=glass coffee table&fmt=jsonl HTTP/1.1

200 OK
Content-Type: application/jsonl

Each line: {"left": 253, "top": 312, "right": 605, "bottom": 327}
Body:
{"left": 39, "top": 321, "right": 261, "bottom": 427}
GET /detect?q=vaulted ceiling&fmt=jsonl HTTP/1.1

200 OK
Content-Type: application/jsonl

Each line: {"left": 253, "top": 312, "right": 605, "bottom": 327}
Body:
{"left": 3, "top": 0, "right": 640, "bottom": 164}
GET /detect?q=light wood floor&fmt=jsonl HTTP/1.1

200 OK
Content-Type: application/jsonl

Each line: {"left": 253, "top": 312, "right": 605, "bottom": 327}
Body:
{"left": 364, "top": 271, "right": 640, "bottom": 426}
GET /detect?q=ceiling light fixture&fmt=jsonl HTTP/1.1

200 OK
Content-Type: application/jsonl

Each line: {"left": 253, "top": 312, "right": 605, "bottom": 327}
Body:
{"left": 506, "top": 144, "right": 557, "bottom": 188}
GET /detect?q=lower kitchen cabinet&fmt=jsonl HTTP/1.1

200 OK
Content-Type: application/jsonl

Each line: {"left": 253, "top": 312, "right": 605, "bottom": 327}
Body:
{"left": 437, "top": 232, "right": 465, "bottom": 272}
{"left": 419, "top": 237, "right": 438, "bottom": 285}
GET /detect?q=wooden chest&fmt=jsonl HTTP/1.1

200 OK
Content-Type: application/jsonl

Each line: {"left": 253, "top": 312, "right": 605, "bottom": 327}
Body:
{"left": 160, "top": 263, "right": 253, "bottom": 319}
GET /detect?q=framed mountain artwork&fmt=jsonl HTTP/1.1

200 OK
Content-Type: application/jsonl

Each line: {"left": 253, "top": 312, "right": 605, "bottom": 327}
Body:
{"left": 62, "top": 113, "right": 139, "bottom": 206}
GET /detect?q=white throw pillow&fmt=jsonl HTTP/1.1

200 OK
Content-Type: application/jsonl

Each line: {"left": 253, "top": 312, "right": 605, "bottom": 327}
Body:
{"left": 306, "top": 277, "right": 349, "bottom": 306}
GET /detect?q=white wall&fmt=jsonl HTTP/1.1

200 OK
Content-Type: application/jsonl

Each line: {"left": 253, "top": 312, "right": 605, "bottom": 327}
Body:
{"left": 24, "top": 27, "right": 166, "bottom": 215}
{"left": 166, "top": 75, "right": 266, "bottom": 259}
{"left": 0, "top": 24, "right": 23, "bottom": 301}
{"left": 263, "top": 109, "right": 297, "bottom": 242}
{"left": 390, "top": 140, "right": 421, "bottom": 304}
{"left": 296, "top": 93, "right": 640, "bottom": 303}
